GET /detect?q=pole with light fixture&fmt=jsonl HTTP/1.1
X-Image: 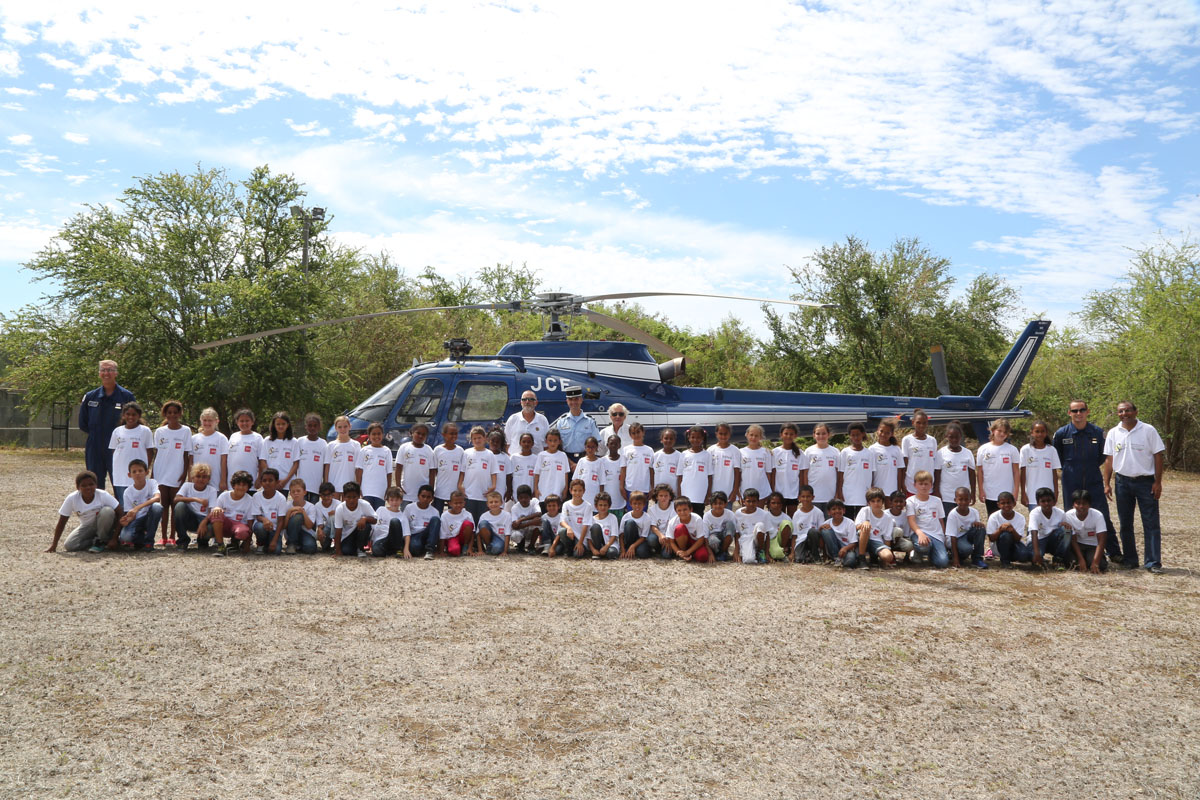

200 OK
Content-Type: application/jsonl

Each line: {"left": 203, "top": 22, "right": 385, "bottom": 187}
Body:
{"left": 289, "top": 205, "right": 325, "bottom": 272}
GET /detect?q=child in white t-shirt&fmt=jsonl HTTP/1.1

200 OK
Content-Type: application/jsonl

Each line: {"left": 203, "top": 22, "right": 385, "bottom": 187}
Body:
{"left": 281, "top": 478, "right": 319, "bottom": 554}
{"left": 1019, "top": 421, "right": 1061, "bottom": 508}
{"left": 296, "top": 413, "right": 328, "bottom": 503}
{"left": 646, "top": 484, "right": 675, "bottom": 558}
{"left": 854, "top": 488, "right": 895, "bottom": 567}
{"left": 477, "top": 490, "right": 512, "bottom": 556}
{"left": 976, "top": 418, "right": 1020, "bottom": 516}
{"left": 652, "top": 428, "right": 682, "bottom": 497}
{"left": 403, "top": 485, "right": 441, "bottom": 559}
{"left": 152, "top": 400, "right": 191, "bottom": 546}
{"left": 430, "top": 422, "right": 464, "bottom": 510}
{"left": 620, "top": 491, "right": 656, "bottom": 559}
{"left": 901, "top": 409, "right": 938, "bottom": 495}
{"left": 333, "top": 481, "right": 377, "bottom": 558}
{"left": 173, "top": 462, "right": 219, "bottom": 550}
{"left": 772, "top": 423, "right": 802, "bottom": 514}
{"left": 108, "top": 402, "right": 154, "bottom": 505}
{"left": 227, "top": 408, "right": 264, "bottom": 490}
{"left": 552, "top": 479, "right": 594, "bottom": 559}
{"left": 583, "top": 492, "right": 620, "bottom": 559}
{"left": 867, "top": 419, "right": 905, "bottom": 496}
{"left": 936, "top": 422, "right": 975, "bottom": 516}
{"left": 818, "top": 499, "right": 859, "bottom": 568}
{"left": 395, "top": 423, "right": 435, "bottom": 506}
{"left": 357, "top": 422, "right": 394, "bottom": 509}
{"left": 117, "top": 459, "right": 161, "bottom": 550}
{"left": 488, "top": 430, "right": 513, "bottom": 502}
{"left": 801, "top": 423, "right": 838, "bottom": 512}
{"left": 703, "top": 491, "right": 737, "bottom": 562}
{"left": 838, "top": 422, "right": 873, "bottom": 519}
{"left": 509, "top": 484, "right": 543, "bottom": 553}
{"left": 371, "top": 486, "right": 409, "bottom": 558}
{"left": 602, "top": 434, "right": 626, "bottom": 513}
{"left": 259, "top": 411, "right": 300, "bottom": 490}
{"left": 707, "top": 422, "right": 741, "bottom": 502}
{"left": 733, "top": 488, "right": 770, "bottom": 564}
{"left": 510, "top": 433, "right": 539, "bottom": 509}
{"left": 987, "top": 491, "right": 1029, "bottom": 566}
{"left": 191, "top": 407, "right": 229, "bottom": 492}
{"left": 791, "top": 485, "right": 825, "bottom": 563}
{"left": 1065, "top": 488, "right": 1107, "bottom": 573}
{"left": 312, "top": 481, "right": 339, "bottom": 552}
{"left": 252, "top": 469, "right": 291, "bottom": 554}
{"left": 51, "top": 469, "right": 120, "bottom": 552}
{"left": 763, "top": 491, "right": 793, "bottom": 562}
{"left": 886, "top": 491, "right": 915, "bottom": 561}
{"left": 945, "top": 486, "right": 987, "bottom": 569}
{"left": 534, "top": 429, "right": 570, "bottom": 502}
{"left": 212, "top": 470, "right": 258, "bottom": 556}
{"left": 678, "top": 426, "right": 713, "bottom": 513}
{"left": 739, "top": 424, "right": 774, "bottom": 500}
{"left": 438, "top": 490, "right": 475, "bottom": 557}
{"left": 572, "top": 436, "right": 605, "bottom": 506}
{"left": 1028, "top": 487, "right": 1069, "bottom": 567}
{"left": 458, "top": 425, "right": 498, "bottom": 522}
{"left": 666, "top": 497, "right": 708, "bottom": 562}
{"left": 620, "top": 422, "right": 655, "bottom": 499}
{"left": 537, "top": 494, "right": 563, "bottom": 556}
{"left": 905, "top": 470, "right": 948, "bottom": 569}
{"left": 325, "top": 415, "right": 360, "bottom": 500}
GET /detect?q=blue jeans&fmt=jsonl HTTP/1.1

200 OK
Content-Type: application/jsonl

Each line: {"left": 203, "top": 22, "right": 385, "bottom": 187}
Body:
{"left": 1115, "top": 474, "right": 1160, "bottom": 568}
{"left": 286, "top": 514, "right": 319, "bottom": 554}
{"left": 406, "top": 518, "right": 441, "bottom": 556}
{"left": 252, "top": 520, "right": 284, "bottom": 553}
{"left": 339, "top": 527, "right": 367, "bottom": 555}
{"left": 707, "top": 519, "right": 737, "bottom": 561}
{"left": 819, "top": 529, "right": 859, "bottom": 567}
{"left": 1032, "top": 527, "right": 1068, "bottom": 563}
{"left": 478, "top": 521, "right": 507, "bottom": 555}
{"left": 620, "top": 521, "right": 659, "bottom": 558}
{"left": 950, "top": 524, "right": 986, "bottom": 562}
{"left": 119, "top": 503, "right": 163, "bottom": 546}
{"left": 910, "top": 533, "right": 950, "bottom": 568}
{"left": 173, "top": 502, "right": 207, "bottom": 547}
{"left": 372, "top": 518, "right": 408, "bottom": 557}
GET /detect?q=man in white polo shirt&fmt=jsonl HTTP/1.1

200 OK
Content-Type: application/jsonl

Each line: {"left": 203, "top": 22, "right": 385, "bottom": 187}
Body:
{"left": 504, "top": 390, "right": 549, "bottom": 456}
{"left": 1103, "top": 401, "right": 1166, "bottom": 573}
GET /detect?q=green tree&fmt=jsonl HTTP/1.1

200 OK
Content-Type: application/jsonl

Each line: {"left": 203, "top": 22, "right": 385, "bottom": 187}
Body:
{"left": 0, "top": 165, "right": 352, "bottom": 429}
{"left": 762, "top": 236, "right": 1021, "bottom": 397}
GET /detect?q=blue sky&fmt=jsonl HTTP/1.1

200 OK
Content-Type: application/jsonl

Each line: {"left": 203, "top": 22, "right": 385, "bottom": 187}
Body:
{"left": 1, "top": 2, "right": 1198, "bottom": 341}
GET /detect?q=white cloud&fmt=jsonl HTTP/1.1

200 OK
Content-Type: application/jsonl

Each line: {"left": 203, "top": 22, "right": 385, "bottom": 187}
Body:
{"left": 7, "top": 133, "right": 32, "bottom": 145}
{"left": 0, "top": 220, "right": 57, "bottom": 261}
{"left": 285, "top": 118, "right": 330, "bottom": 137}
{"left": 65, "top": 87, "right": 97, "bottom": 101}
{"left": 0, "top": 48, "right": 17, "bottom": 77}
{"left": 4, "top": 87, "right": 35, "bottom": 95}
{"left": 1, "top": 101, "right": 25, "bottom": 111}
{"left": 37, "top": 82, "right": 54, "bottom": 89}
{"left": 62, "top": 132, "right": 89, "bottom": 144}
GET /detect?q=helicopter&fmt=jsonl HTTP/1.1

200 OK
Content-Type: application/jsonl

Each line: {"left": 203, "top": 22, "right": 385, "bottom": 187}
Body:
{"left": 194, "top": 291, "right": 1050, "bottom": 449}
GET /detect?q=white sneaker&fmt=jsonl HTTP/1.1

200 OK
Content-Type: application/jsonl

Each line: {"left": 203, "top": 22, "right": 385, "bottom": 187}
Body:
{"left": 423, "top": 551, "right": 434, "bottom": 560}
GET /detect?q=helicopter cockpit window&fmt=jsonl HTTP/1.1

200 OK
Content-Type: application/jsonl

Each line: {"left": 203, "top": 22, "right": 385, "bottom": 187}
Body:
{"left": 349, "top": 374, "right": 411, "bottom": 424}
{"left": 394, "top": 378, "right": 445, "bottom": 425}
{"left": 447, "top": 381, "right": 508, "bottom": 424}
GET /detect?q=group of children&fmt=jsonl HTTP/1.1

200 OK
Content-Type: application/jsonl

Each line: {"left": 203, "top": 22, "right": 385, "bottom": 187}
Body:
{"left": 48, "top": 403, "right": 1110, "bottom": 573}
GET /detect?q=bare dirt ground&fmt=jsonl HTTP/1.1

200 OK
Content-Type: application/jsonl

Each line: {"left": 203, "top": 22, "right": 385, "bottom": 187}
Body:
{"left": 1, "top": 450, "right": 1198, "bottom": 800}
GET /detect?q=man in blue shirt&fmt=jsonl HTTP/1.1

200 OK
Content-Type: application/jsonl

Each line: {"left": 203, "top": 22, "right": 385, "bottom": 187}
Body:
{"left": 550, "top": 386, "right": 600, "bottom": 467}
{"left": 1053, "top": 399, "right": 1123, "bottom": 564}
{"left": 78, "top": 359, "right": 136, "bottom": 490}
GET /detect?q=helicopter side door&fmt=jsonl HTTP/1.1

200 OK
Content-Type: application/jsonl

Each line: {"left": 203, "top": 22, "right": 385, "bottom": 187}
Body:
{"left": 444, "top": 377, "right": 515, "bottom": 446}
{"left": 387, "top": 376, "right": 448, "bottom": 446}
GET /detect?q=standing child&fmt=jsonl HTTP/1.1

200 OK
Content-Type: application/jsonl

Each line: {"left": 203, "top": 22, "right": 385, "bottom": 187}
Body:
{"left": 296, "top": 413, "right": 328, "bottom": 503}
{"left": 667, "top": 497, "right": 708, "bottom": 562}
{"left": 282, "top": 478, "right": 319, "bottom": 554}
{"left": 583, "top": 492, "right": 620, "bottom": 559}
{"left": 837, "top": 422, "right": 873, "bottom": 520}
{"left": 477, "top": 490, "right": 512, "bottom": 555}
{"left": 332, "top": 481, "right": 376, "bottom": 559}
{"left": 357, "top": 422, "right": 394, "bottom": 509}
{"left": 173, "top": 462, "right": 218, "bottom": 550}
{"left": 620, "top": 491, "right": 656, "bottom": 559}
{"left": 211, "top": 470, "right": 258, "bottom": 557}
{"left": 117, "top": 459, "right": 161, "bottom": 550}
{"left": 509, "top": 485, "right": 542, "bottom": 553}
{"left": 49, "top": 470, "right": 120, "bottom": 553}
{"left": 1028, "top": 487, "right": 1069, "bottom": 568}
{"left": 1065, "top": 489, "right": 1108, "bottom": 573}
{"left": 801, "top": 423, "right": 838, "bottom": 513}
{"left": 868, "top": 419, "right": 905, "bottom": 496}
{"left": 739, "top": 424, "right": 774, "bottom": 500}
{"left": 905, "top": 470, "right": 948, "bottom": 568}
{"left": 853, "top": 488, "right": 896, "bottom": 567}
{"left": 227, "top": 409, "right": 264, "bottom": 490}
{"left": 402, "top": 485, "right": 441, "bottom": 559}
{"left": 572, "top": 436, "right": 605, "bottom": 506}
{"left": 370, "top": 486, "right": 409, "bottom": 558}
{"left": 791, "top": 485, "right": 824, "bottom": 563}
{"left": 534, "top": 429, "right": 569, "bottom": 504}
{"left": 772, "top": 423, "right": 803, "bottom": 515}
{"left": 652, "top": 428, "right": 682, "bottom": 497}
{"left": 488, "top": 430, "right": 513, "bottom": 502}
{"left": 324, "top": 416, "right": 359, "bottom": 501}
{"left": 901, "top": 409, "right": 938, "bottom": 495}
{"left": 510, "top": 433, "right": 539, "bottom": 509}
{"left": 152, "top": 400, "right": 191, "bottom": 546}
{"left": 976, "top": 419, "right": 1020, "bottom": 516}
{"left": 646, "top": 483, "right": 676, "bottom": 559}
{"left": 703, "top": 491, "right": 737, "bottom": 561}
{"left": 987, "top": 491, "right": 1028, "bottom": 567}
{"left": 108, "top": 402, "right": 153, "bottom": 505}
{"left": 733, "top": 487, "right": 769, "bottom": 564}
{"left": 601, "top": 434, "right": 626, "bottom": 515}
{"left": 252, "top": 469, "right": 290, "bottom": 554}
{"left": 190, "top": 407, "right": 229, "bottom": 492}
{"left": 438, "top": 490, "right": 475, "bottom": 557}
{"left": 395, "top": 423, "right": 434, "bottom": 507}
{"left": 707, "top": 422, "right": 742, "bottom": 503}
{"left": 818, "top": 499, "right": 859, "bottom": 568}
{"left": 762, "top": 491, "right": 793, "bottom": 562}
{"left": 620, "top": 423, "right": 655, "bottom": 502}
{"left": 430, "top": 422, "right": 463, "bottom": 511}
{"left": 936, "top": 422, "right": 976, "bottom": 517}
{"left": 260, "top": 411, "right": 300, "bottom": 491}
{"left": 1019, "top": 421, "right": 1062, "bottom": 509}
{"left": 945, "top": 486, "right": 988, "bottom": 569}
{"left": 458, "top": 425, "right": 498, "bottom": 523}
{"left": 679, "top": 426, "right": 713, "bottom": 515}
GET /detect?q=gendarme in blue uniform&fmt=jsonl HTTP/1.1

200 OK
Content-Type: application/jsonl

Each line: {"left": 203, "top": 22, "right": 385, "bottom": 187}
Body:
{"left": 1052, "top": 419, "right": 1119, "bottom": 557}
{"left": 551, "top": 410, "right": 601, "bottom": 456}
{"left": 79, "top": 383, "right": 136, "bottom": 490}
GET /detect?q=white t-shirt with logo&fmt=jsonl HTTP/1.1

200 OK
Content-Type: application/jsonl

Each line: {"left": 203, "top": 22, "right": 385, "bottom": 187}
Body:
{"left": 802, "top": 444, "right": 839, "bottom": 502}
{"left": 592, "top": 512, "right": 620, "bottom": 547}
{"left": 572, "top": 457, "right": 605, "bottom": 505}
{"left": 838, "top": 447, "right": 874, "bottom": 506}
{"left": 679, "top": 449, "right": 713, "bottom": 505}
{"left": 905, "top": 495, "right": 946, "bottom": 543}
{"left": 561, "top": 499, "right": 594, "bottom": 536}
{"left": 665, "top": 513, "right": 702, "bottom": 541}
{"left": 739, "top": 447, "right": 773, "bottom": 498}
{"left": 439, "top": 507, "right": 472, "bottom": 541}
{"left": 260, "top": 438, "right": 300, "bottom": 488}
{"left": 791, "top": 505, "right": 825, "bottom": 534}
{"left": 215, "top": 490, "right": 258, "bottom": 525}
{"left": 600, "top": 456, "right": 624, "bottom": 508}
{"left": 479, "top": 508, "right": 512, "bottom": 541}
{"left": 459, "top": 445, "right": 500, "bottom": 500}
{"left": 707, "top": 443, "right": 741, "bottom": 496}
{"left": 403, "top": 502, "right": 439, "bottom": 534}
{"left": 191, "top": 431, "right": 230, "bottom": 486}
{"left": 1064, "top": 507, "right": 1106, "bottom": 547}
{"left": 432, "top": 445, "right": 464, "bottom": 500}
{"left": 652, "top": 449, "right": 682, "bottom": 495}
{"left": 511, "top": 453, "right": 538, "bottom": 496}
{"left": 334, "top": 500, "right": 376, "bottom": 534}
{"left": 945, "top": 506, "right": 981, "bottom": 540}
{"left": 772, "top": 446, "right": 802, "bottom": 498}
{"left": 734, "top": 506, "right": 769, "bottom": 560}
{"left": 396, "top": 442, "right": 435, "bottom": 502}
{"left": 152, "top": 424, "right": 192, "bottom": 488}
{"left": 59, "top": 488, "right": 120, "bottom": 524}
{"left": 1019, "top": 444, "right": 1061, "bottom": 499}
{"left": 987, "top": 509, "right": 1028, "bottom": 545}
{"left": 256, "top": 490, "right": 291, "bottom": 529}
{"left": 176, "top": 481, "right": 218, "bottom": 516}
{"left": 1029, "top": 505, "right": 1067, "bottom": 540}
{"left": 854, "top": 506, "right": 890, "bottom": 544}
{"left": 535, "top": 450, "right": 570, "bottom": 500}
{"left": 868, "top": 442, "right": 904, "bottom": 495}
{"left": 326, "top": 440, "right": 361, "bottom": 494}
{"left": 647, "top": 502, "right": 674, "bottom": 536}
{"left": 312, "top": 499, "right": 339, "bottom": 529}
{"left": 1103, "top": 421, "right": 1166, "bottom": 477}
{"left": 227, "top": 431, "right": 264, "bottom": 483}
{"left": 295, "top": 436, "right": 328, "bottom": 494}
{"left": 823, "top": 516, "right": 859, "bottom": 548}
{"left": 120, "top": 479, "right": 159, "bottom": 521}
{"left": 937, "top": 446, "right": 975, "bottom": 500}
{"left": 976, "top": 442, "right": 1019, "bottom": 501}
{"left": 108, "top": 424, "right": 153, "bottom": 487}
{"left": 901, "top": 433, "right": 939, "bottom": 494}
{"left": 373, "top": 505, "right": 409, "bottom": 545}
{"left": 358, "top": 444, "right": 394, "bottom": 499}
{"left": 622, "top": 444, "right": 655, "bottom": 494}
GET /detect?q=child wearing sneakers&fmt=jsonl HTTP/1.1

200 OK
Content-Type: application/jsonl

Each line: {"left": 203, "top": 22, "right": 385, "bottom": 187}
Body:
{"left": 886, "top": 491, "right": 915, "bottom": 561}
{"left": 945, "top": 486, "right": 988, "bottom": 569}
{"left": 281, "top": 479, "right": 319, "bottom": 554}
{"left": 791, "top": 485, "right": 824, "bottom": 563}
{"left": 50, "top": 470, "right": 120, "bottom": 552}
{"left": 211, "top": 470, "right": 258, "bottom": 556}
{"left": 582, "top": 492, "right": 620, "bottom": 559}
{"left": 509, "top": 484, "right": 543, "bottom": 553}
{"left": 371, "top": 486, "right": 409, "bottom": 558}
{"left": 1065, "top": 489, "right": 1107, "bottom": 574}
{"left": 357, "top": 422, "right": 394, "bottom": 510}
{"left": 645, "top": 483, "right": 675, "bottom": 557}
{"left": 987, "top": 491, "right": 1028, "bottom": 566}
{"left": 619, "top": 491, "right": 656, "bottom": 559}
{"left": 553, "top": 479, "right": 594, "bottom": 558}
{"left": 703, "top": 491, "right": 738, "bottom": 562}
{"left": 906, "top": 470, "right": 948, "bottom": 568}
{"left": 403, "top": 485, "right": 441, "bottom": 559}
{"left": 477, "top": 490, "right": 512, "bottom": 555}
{"left": 438, "top": 490, "right": 475, "bottom": 557}
{"left": 333, "top": 481, "right": 376, "bottom": 558}
{"left": 191, "top": 407, "right": 229, "bottom": 492}
{"left": 152, "top": 400, "right": 191, "bottom": 546}
{"left": 312, "top": 481, "right": 338, "bottom": 552}
{"left": 854, "top": 488, "right": 896, "bottom": 567}
{"left": 1028, "top": 487, "right": 1069, "bottom": 568}
{"left": 818, "top": 499, "right": 859, "bottom": 568}
{"left": 109, "top": 402, "right": 154, "bottom": 505}
{"left": 537, "top": 494, "right": 564, "bottom": 555}
{"left": 173, "top": 462, "right": 219, "bottom": 549}
{"left": 733, "top": 487, "right": 769, "bottom": 564}
{"left": 762, "top": 491, "right": 793, "bottom": 562}
{"left": 252, "top": 469, "right": 290, "bottom": 554}
{"left": 118, "top": 459, "right": 162, "bottom": 550}
{"left": 666, "top": 497, "right": 708, "bottom": 562}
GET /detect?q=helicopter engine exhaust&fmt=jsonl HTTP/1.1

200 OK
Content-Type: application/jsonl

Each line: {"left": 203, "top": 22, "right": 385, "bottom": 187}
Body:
{"left": 658, "top": 357, "right": 688, "bottom": 382}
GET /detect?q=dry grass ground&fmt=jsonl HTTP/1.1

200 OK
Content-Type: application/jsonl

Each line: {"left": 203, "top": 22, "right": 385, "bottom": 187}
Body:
{"left": 1, "top": 450, "right": 1198, "bottom": 799}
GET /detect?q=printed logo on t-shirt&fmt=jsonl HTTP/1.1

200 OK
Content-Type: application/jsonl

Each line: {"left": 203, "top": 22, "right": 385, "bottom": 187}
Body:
{"left": 313, "top": 455, "right": 321, "bottom": 461}
{"left": 419, "top": 458, "right": 426, "bottom": 465}
{"left": 378, "top": 458, "right": 386, "bottom": 466}
{"left": 244, "top": 445, "right": 252, "bottom": 452}
{"left": 175, "top": 442, "right": 182, "bottom": 449}
{"left": 557, "top": 464, "right": 563, "bottom": 471}
{"left": 1002, "top": 457, "right": 1010, "bottom": 464}
{"left": 132, "top": 441, "right": 139, "bottom": 449}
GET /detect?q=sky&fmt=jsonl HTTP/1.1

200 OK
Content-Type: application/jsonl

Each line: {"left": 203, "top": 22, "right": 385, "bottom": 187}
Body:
{"left": 1, "top": 1, "right": 1198, "bottom": 344}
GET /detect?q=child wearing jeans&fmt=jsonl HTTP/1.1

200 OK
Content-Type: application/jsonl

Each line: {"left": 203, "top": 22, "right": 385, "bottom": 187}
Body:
{"left": 333, "top": 481, "right": 377, "bottom": 558}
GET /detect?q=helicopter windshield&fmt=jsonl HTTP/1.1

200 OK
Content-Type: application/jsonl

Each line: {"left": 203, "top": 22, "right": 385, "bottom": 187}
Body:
{"left": 349, "top": 374, "right": 411, "bottom": 423}
{"left": 394, "top": 378, "right": 445, "bottom": 425}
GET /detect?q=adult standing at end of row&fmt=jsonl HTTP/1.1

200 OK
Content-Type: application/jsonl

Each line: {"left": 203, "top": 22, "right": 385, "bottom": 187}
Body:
{"left": 1104, "top": 401, "right": 1166, "bottom": 573}
{"left": 505, "top": 390, "right": 549, "bottom": 456}
{"left": 552, "top": 385, "right": 600, "bottom": 466}
{"left": 1053, "top": 400, "right": 1120, "bottom": 563}
{"left": 599, "top": 403, "right": 633, "bottom": 449}
{"left": 78, "top": 359, "right": 136, "bottom": 491}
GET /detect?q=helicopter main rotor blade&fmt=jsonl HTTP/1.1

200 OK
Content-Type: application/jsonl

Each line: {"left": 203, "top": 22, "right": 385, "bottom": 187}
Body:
{"left": 578, "top": 291, "right": 835, "bottom": 309}
{"left": 930, "top": 345, "right": 951, "bottom": 396}
{"left": 580, "top": 309, "right": 686, "bottom": 361}
{"left": 191, "top": 302, "right": 522, "bottom": 351}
